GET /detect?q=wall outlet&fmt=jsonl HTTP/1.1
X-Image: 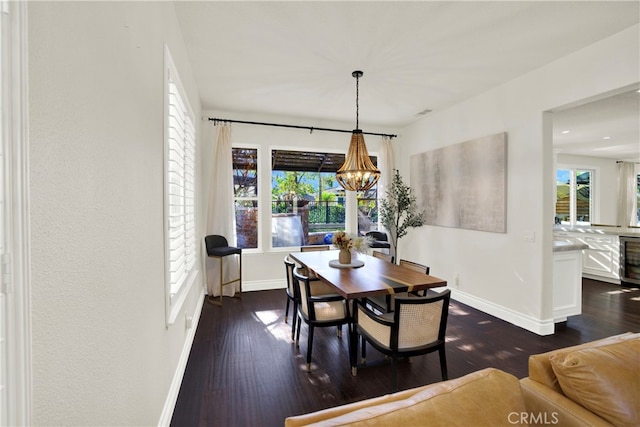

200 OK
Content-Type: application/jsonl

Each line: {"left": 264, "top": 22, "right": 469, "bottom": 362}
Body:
{"left": 523, "top": 231, "right": 535, "bottom": 242}
{"left": 185, "top": 313, "right": 193, "bottom": 330}
{"left": 454, "top": 273, "right": 460, "bottom": 287}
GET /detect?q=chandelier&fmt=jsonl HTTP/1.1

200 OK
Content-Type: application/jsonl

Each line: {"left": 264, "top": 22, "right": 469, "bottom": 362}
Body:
{"left": 336, "top": 71, "right": 381, "bottom": 192}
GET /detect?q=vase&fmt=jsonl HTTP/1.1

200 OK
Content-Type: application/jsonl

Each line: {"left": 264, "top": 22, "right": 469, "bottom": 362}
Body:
{"left": 338, "top": 249, "right": 352, "bottom": 264}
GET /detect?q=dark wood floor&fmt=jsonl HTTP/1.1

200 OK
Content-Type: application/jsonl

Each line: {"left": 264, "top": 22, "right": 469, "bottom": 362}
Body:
{"left": 171, "top": 279, "right": 639, "bottom": 427}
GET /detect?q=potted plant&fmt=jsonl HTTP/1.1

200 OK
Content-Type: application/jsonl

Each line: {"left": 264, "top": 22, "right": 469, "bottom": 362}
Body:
{"left": 379, "top": 170, "right": 425, "bottom": 262}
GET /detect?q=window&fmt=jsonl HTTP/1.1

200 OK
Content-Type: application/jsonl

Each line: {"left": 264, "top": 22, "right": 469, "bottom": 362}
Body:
{"left": 1, "top": 1, "right": 31, "bottom": 423}
{"left": 164, "top": 47, "right": 196, "bottom": 323}
{"left": 636, "top": 168, "right": 640, "bottom": 226}
{"left": 270, "top": 149, "right": 378, "bottom": 248}
{"left": 555, "top": 168, "right": 593, "bottom": 226}
{"left": 233, "top": 147, "right": 259, "bottom": 249}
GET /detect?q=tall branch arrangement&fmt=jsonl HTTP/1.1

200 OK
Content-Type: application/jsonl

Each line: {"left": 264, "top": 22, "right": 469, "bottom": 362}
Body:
{"left": 379, "top": 170, "right": 425, "bottom": 261}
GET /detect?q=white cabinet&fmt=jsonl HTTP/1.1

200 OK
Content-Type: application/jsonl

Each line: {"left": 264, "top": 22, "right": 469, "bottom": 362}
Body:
{"left": 581, "top": 235, "right": 619, "bottom": 281}
{"left": 553, "top": 248, "right": 583, "bottom": 322}
{"left": 553, "top": 231, "right": 620, "bottom": 283}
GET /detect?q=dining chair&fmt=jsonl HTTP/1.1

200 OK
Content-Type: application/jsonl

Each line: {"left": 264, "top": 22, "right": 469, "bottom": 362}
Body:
{"left": 355, "top": 289, "right": 451, "bottom": 391}
{"left": 204, "top": 234, "right": 242, "bottom": 306}
{"left": 399, "top": 259, "right": 430, "bottom": 274}
{"left": 365, "top": 251, "right": 395, "bottom": 313}
{"left": 398, "top": 259, "right": 431, "bottom": 297}
{"left": 293, "top": 269, "right": 349, "bottom": 373}
{"left": 372, "top": 251, "right": 394, "bottom": 263}
{"left": 283, "top": 255, "right": 299, "bottom": 340}
{"left": 300, "top": 245, "right": 330, "bottom": 252}
{"left": 298, "top": 244, "right": 330, "bottom": 280}
{"left": 367, "top": 258, "right": 432, "bottom": 313}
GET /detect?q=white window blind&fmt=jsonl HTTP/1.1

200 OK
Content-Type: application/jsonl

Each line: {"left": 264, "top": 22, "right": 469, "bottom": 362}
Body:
{"left": 165, "top": 48, "right": 196, "bottom": 317}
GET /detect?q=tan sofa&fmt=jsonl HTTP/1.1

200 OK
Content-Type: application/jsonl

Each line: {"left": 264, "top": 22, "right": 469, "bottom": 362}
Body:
{"left": 285, "top": 333, "right": 639, "bottom": 427}
{"left": 285, "top": 368, "right": 528, "bottom": 426}
{"left": 520, "top": 332, "right": 639, "bottom": 427}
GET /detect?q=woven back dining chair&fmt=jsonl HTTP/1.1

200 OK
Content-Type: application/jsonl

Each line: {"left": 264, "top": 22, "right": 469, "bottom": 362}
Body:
{"left": 293, "top": 269, "right": 349, "bottom": 373}
{"left": 355, "top": 289, "right": 451, "bottom": 391}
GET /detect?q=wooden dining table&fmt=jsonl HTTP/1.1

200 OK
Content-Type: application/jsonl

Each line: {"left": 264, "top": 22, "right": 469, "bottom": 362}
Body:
{"left": 289, "top": 249, "right": 448, "bottom": 374}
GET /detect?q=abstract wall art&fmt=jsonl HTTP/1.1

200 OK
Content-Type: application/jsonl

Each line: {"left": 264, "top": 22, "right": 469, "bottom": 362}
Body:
{"left": 410, "top": 132, "right": 507, "bottom": 233}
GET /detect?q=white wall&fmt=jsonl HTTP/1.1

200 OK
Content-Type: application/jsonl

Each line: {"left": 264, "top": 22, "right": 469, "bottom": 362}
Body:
{"left": 28, "top": 2, "right": 203, "bottom": 425}
{"left": 397, "top": 24, "right": 639, "bottom": 335}
{"left": 201, "top": 110, "right": 399, "bottom": 289}
{"left": 556, "top": 154, "right": 619, "bottom": 225}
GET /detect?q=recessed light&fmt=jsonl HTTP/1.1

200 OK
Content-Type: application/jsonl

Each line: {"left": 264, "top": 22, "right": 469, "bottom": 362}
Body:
{"left": 561, "top": 130, "right": 570, "bottom": 134}
{"left": 603, "top": 136, "right": 611, "bottom": 140}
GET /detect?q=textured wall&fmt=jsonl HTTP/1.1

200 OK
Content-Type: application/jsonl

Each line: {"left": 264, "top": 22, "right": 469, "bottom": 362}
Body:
{"left": 28, "top": 2, "right": 202, "bottom": 425}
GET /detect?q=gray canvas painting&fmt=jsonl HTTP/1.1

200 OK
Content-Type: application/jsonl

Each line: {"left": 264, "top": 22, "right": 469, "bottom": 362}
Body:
{"left": 410, "top": 132, "right": 507, "bottom": 233}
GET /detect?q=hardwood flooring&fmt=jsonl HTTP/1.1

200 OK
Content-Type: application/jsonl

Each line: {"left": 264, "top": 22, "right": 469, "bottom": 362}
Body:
{"left": 171, "top": 279, "right": 639, "bottom": 427}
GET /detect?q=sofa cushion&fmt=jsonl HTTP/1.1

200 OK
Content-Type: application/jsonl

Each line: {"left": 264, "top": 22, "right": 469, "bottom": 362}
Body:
{"left": 306, "top": 368, "right": 527, "bottom": 427}
{"left": 528, "top": 332, "right": 638, "bottom": 393}
{"left": 549, "top": 339, "right": 639, "bottom": 427}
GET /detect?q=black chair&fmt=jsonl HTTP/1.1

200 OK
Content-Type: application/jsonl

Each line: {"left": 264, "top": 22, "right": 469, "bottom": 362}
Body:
{"left": 283, "top": 255, "right": 298, "bottom": 340}
{"left": 355, "top": 289, "right": 451, "bottom": 391}
{"left": 366, "top": 231, "right": 391, "bottom": 251}
{"left": 204, "top": 235, "right": 242, "bottom": 306}
{"left": 366, "top": 259, "right": 431, "bottom": 313}
{"left": 293, "top": 269, "right": 349, "bottom": 372}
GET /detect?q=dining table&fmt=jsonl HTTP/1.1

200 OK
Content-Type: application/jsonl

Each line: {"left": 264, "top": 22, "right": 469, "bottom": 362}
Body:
{"left": 288, "top": 249, "right": 448, "bottom": 375}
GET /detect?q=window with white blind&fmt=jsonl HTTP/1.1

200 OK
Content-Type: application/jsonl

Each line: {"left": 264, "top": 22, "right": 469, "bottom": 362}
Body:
{"left": 164, "top": 46, "right": 197, "bottom": 324}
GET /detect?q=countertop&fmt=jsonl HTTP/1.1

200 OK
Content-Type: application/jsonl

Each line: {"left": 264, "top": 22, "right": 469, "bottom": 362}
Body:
{"left": 554, "top": 225, "right": 640, "bottom": 237}
{"left": 552, "top": 241, "right": 589, "bottom": 252}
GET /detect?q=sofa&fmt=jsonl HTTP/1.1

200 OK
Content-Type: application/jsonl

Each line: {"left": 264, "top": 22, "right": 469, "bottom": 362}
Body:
{"left": 285, "top": 333, "right": 639, "bottom": 427}
{"left": 520, "top": 332, "right": 639, "bottom": 427}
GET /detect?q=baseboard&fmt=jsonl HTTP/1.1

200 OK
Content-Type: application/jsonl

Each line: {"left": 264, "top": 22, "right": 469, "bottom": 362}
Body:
{"left": 243, "top": 278, "right": 286, "bottom": 292}
{"left": 157, "top": 288, "right": 205, "bottom": 427}
{"left": 451, "top": 289, "right": 555, "bottom": 336}
{"left": 582, "top": 273, "right": 620, "bottom": 285}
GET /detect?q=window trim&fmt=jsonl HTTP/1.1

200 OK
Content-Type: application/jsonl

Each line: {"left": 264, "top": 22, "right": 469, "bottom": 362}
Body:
{"left": 164, "top": 45, "right": 197, "bottom": 325}
{"left": 555, "top": 166, "right": 596, "bottom": 227}
{"left": 267, "top": 146, "right": 379, "bottom": 252}
{"left": 232, "top": 144, "right": 262, "bottom": 253}
{"left": 1, "top": 1, "right": 32, "bottom": 423}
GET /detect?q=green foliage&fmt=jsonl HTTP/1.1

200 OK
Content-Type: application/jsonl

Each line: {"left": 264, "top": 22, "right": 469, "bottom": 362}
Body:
{"left": 272, "top": 172, "right": 316, "bottom": 200}
{"left": 379, "top": 170, "right": 425, "bottom": 260}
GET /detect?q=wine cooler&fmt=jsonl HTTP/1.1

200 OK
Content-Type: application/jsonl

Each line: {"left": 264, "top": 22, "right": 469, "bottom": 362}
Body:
{"left": 620, "top": 236, "right": 640, "bottom": 287}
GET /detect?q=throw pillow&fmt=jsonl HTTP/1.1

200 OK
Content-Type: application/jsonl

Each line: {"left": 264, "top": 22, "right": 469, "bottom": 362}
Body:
{"left": 549, "top": 339, "right": 639, "bottom": 427}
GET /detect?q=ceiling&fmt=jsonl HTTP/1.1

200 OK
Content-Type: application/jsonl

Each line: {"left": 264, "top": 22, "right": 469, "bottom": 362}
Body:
{"left": 174, "top": 1, "right": 639, "bottom": 160}
{"left": 552, "top": 88, "right": 640, "bottom": 161}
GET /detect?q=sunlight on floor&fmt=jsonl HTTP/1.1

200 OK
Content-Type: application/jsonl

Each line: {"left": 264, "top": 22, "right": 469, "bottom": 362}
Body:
{"left": 449, "top": 304, "right": 470, "bottom": 316}
{"left": 605, "top": 289, "right": 634, "bottom": 295}
{"left": 457, "top": 343, "right": 476, "bottom": 352}
{"left": 253, "top": 309, "right": 292, "bottom": 342}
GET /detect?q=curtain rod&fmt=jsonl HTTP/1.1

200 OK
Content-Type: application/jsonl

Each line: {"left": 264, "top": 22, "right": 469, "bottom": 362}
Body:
{"left": 207, "top": 117, "right": 397, "bottom": 139}
{"left": 616, "top": 161, "right": 640, "bottom": 164}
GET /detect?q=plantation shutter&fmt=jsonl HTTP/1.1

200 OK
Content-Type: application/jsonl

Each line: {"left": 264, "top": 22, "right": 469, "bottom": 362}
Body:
{"left": 167, "top": 71, "right": 196, "bottom": 298}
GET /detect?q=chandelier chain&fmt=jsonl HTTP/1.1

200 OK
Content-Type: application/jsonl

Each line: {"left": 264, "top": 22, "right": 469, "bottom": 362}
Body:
{"left": 355, "top": 74, "right": 359, "bottom": 129}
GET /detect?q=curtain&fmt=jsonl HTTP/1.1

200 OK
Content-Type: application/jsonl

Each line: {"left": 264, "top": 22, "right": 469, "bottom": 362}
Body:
{"left": 617, "top": 161, "right": 636, "bottom": 227}
{"left": 379, "top": 136, "right": 395, "bottom": 198}
{"left": 205, "top": 122, "right": 239, "bottom": 296}
{"left": 378, "top": 136, "right": 395, "bottom": 253}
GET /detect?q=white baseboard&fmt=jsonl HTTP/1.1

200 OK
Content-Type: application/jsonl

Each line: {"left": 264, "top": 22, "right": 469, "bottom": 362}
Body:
{"left": 157, "top": 288, "right": 206, "bottom": 427}
{"left": 450, "top": 289, "right": 555, "bottom": 336}
{"left": 243, "top": 278, "right": 286, "bottom": 292}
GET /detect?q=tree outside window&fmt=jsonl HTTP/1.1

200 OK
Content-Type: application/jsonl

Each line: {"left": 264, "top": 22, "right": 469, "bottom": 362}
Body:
{"left": 555, "top": 168, "right": 593, "bottom": 226}
{"left": 233, "top": 148, "right": 258, "bottom": 249}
